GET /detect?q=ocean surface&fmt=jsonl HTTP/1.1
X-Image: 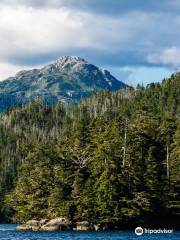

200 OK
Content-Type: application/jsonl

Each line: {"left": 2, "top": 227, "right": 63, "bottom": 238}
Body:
{"left": 0, "top": 224, "right": 179, "bottom": 240}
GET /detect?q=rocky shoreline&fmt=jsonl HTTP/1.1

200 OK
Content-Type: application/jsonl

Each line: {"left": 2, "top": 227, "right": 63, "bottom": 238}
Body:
{"left": 16, "top": 218, "right": 100, "bottom": 232}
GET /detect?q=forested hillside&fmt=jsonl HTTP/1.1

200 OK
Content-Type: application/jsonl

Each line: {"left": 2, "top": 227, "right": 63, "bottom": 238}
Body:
{"left": 0, "top": 73, "right": 179, "bottom": 229}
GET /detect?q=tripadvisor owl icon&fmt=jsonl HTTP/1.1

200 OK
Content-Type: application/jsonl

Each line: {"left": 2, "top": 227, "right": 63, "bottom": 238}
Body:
{"left": 135, "top": 227, "right": 144, "bottom": 236}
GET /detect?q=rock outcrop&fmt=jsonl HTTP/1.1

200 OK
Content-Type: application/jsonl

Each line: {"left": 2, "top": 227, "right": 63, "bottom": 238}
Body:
{"left": 76, "top": 221, "right": 91, "bottom": 231}
{"left": 16, "top": 219, "right": 41, "bottom": 231}
{"left": 16, "top": 217, "right": 71, "bottom": 232}
{"left": 16, "top": 217, "right": 98, "bottom": 232}
{"left": 40, "top": 217, "right": 72, "bottom": 231}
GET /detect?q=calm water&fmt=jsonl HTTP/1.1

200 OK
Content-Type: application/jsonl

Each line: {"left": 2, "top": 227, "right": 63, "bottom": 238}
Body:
{"left": 0, "top": 224, "right": 179, "bottom": 240}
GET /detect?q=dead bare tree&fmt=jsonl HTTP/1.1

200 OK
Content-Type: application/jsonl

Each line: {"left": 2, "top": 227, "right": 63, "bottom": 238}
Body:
{"left": 70, "top": 148, "right": 90, "bottom": 169}
{"left": 122, "top": 119, "right": 128, "bottom": 167}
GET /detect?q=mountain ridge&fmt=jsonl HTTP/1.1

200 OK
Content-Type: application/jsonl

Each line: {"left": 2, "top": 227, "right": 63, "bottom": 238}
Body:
{"left": 0, "top": 56, "right": 127, "bottom": 111}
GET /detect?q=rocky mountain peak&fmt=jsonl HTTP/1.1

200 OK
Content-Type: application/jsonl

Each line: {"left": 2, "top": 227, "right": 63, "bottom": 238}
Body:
{"left": 40, "top": 56, "right": 88, "bottom": 73}
{"left": 0, "top": 56, "right": 127, "bottom": 111}
{"left": 53, "top": 56, "right": 88, "bottom": 69}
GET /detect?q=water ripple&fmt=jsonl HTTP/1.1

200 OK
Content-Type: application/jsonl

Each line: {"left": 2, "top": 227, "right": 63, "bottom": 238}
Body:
{"left": 0, "top": 225, "right": 179, "bottom": 240}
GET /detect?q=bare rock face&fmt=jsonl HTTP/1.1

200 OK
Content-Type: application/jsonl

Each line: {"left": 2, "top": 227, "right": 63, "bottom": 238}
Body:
{"left": 16, "top": 220, "right": 41, "bottom": 231}
{"left": 40, "top": 225, "right": 61, "bottom": 232}
{"left": 16, "top": 225, "right": 33, "bottom": 231}
{"left": 16, "top": 217, "right": 95, "bottom": 232}
{"left": 94, "top": 224, "right": 101, "bottom": 231}
{"left": 76, "top": 221, "right": 91, "bottom": 231}
{"left": 41, "top": 217, "right": 72, "bottom": 231}
{"left": 39, "top": 219, "right": 49, "bottom": 225}
{"left": 26, "top": 220, "right": 40, "bottom": 226}
{"left": 44, "top": 217, "right": 70, "bottom": 225}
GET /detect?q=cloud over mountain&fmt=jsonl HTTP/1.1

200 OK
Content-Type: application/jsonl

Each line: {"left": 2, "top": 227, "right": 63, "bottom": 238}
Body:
{"left": 0, "top": 1, "right": 179, "bottom": 83}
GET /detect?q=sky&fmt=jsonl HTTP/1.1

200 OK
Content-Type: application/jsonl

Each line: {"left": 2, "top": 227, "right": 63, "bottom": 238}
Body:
{"left": 0, "top": 0, "right": 180, "bottom": 86}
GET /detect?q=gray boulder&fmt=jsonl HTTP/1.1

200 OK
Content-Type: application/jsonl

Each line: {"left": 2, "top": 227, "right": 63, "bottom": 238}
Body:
{"left": 76, "top": 221, "right": 91, "bottom": 231}
{"left": 16, "top": 220, "right": 41, "bottom": 231}
{"left": 16, "top": 225, "right": 33, "bottom": 231}
{"left": 41, "top": 217, "right": 71, "bottom": 231}
{"left": 39, "top": 219, "right": 49, "bottom": 225}
{"left": 26, "top": 220, "right": 40, "bottom": 226}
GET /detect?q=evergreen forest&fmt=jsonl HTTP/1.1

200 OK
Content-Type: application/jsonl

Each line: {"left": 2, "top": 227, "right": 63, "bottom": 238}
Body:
{"left": 0, "top": 74, "right": 179, "bottom": 229}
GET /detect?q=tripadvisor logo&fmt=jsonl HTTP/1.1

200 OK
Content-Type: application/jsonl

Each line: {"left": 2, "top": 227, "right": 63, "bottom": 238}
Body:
{"left": 135, "top": 227, "right": 174, "bottom": 236}
{"left": 135, "top": 227, "right": 144, "bottom": 236}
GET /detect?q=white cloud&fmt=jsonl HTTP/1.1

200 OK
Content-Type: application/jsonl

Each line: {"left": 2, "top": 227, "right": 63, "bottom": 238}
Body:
{"left": 147, "top": 47, "right": 180, "bottom": 67}
{"left": 0, "top": 0, "right": 64, "bottom": 8}
{"left": 0, "top": 6, "right": 91, "bottom": 57}
{"left": 0, "top": 5, "right": 158, "bottom": 73}
{"left": 0, "top": 4, "right": 165, "bottom": 61}
{"left": 0, "top": 5, "right": 152, "bottom": 56}
{"left": 0, "top": 61, "right": 30, "bottom": 80}
{"left": 0, "top": 1, "right": 180, "bottom": 81}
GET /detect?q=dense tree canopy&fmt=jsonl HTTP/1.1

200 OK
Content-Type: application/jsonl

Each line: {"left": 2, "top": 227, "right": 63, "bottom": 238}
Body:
{"left": 0, "top": 74, "right": 179, "bottom": 229}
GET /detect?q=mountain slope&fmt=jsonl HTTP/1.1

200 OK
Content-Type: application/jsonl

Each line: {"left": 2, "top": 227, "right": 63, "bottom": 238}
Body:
{"left": 0, "top": 56, "right": 127, "bottom": 111}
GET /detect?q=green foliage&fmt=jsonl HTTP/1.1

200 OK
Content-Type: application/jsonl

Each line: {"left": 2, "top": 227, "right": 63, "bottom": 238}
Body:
{"left": 0, "top": 74, "right": 179, "bottom": 228}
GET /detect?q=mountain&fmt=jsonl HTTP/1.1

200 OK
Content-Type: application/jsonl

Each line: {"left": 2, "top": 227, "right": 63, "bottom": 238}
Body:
{"left": 0, "top": 56, "right": 127, "bottom": 111}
